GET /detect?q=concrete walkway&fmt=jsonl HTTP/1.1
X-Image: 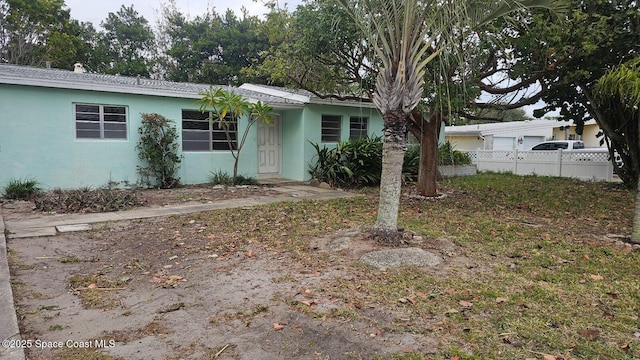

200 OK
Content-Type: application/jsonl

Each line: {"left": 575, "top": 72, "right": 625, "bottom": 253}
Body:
{"left": 0, "top": 184, "right": 356, "bottom": 360}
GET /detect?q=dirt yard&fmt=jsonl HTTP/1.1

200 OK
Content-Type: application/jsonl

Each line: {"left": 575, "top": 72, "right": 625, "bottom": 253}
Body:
{"left": 0, "top": 185, "right": 286, "bottom": 221}
{"left": 4, "top": 185, "right": 460, "bottom": 360}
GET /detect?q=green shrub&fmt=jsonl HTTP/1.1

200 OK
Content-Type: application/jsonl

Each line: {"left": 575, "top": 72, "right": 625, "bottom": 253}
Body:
{"left": 3, "top": 178, "right": 41, "bottom": 200}
{"left": 235, "top": 175, "right": 259, "bottom": 186}
{"left": 209, "top": 170, "right": 258, "bottom": 186}
{"left": 402, "top": 145, "right": 421, "bottom": 181}
{"left": 209, "top": 170, "right": 234, "bottom": 186}
{"left": 308, "top": 136, "right": 383, "bottom": 188}
{"left": 439, "top": 141, "right": 472, "bottom": 166}
{"left": 309, "top": 138, "right": 472, "bottom": 188}
{"left": 136, "top": 113, "right": 182, "bottom": 189}
{"left": 308, "top": 136, "right": 421, "bottom": 188}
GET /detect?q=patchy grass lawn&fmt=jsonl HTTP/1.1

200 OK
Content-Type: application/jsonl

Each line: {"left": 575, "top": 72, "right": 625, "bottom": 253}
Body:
{"left": 355, "top": 174, "right": 638, "bottom": 359}
{"left": 9, "top": 173, "right": 638, "bottom": 360}
{"left": 293, "top": 173, "right": 636, "bottom": 359}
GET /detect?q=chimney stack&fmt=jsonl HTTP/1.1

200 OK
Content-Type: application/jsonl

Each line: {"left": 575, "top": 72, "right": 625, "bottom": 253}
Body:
{"left": 73, "top": 63, "right": 86, "bottom": 74}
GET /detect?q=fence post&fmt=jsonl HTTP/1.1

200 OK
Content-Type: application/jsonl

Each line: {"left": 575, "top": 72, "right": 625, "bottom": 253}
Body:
{"left": 514, "top": 149, "right": 519, "bottom": 174}
{"left": 556, "top": 149, "right": 563, "bottom": 176}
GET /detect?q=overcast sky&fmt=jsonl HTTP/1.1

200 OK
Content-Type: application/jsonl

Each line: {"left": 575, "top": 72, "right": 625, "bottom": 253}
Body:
{"left": 63, "top": 0, "right": 302, "bottom": 28}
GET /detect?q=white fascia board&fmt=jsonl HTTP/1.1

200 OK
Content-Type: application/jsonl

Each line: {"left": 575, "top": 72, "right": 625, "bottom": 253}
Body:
{"left": 445, "top": 130, "right": 482, "bottom": 137}
{"left": 483, "top": 125, "right": 557, "bottom": 136}
{"left": 2, "top": 77, "right": 203, "bottom": 99}
{"left": 240, "top": 83, "right": 310, "bottom": 103}
{"left": 309, "top": 97, "right": 377, "bottom": 108}
{"left": 261, "top": 103, "right": 305, "bottom": 110}
{"left": 2, "top": 77, "right": 306, "bottom": 109}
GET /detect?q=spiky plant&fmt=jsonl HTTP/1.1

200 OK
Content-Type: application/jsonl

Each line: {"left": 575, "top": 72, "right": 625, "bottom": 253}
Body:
{"left": 336, "top": 0, "right": 568, "bottom": 234}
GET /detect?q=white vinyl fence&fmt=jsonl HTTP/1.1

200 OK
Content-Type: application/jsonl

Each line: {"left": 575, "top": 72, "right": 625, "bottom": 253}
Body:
{"left": 465, "top": 149, "right": 614, "bottom": 182}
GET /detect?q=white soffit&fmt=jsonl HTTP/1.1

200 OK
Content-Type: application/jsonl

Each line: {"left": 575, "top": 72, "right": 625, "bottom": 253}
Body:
{"left": 240, "top": 83, "right": 310, "bottom": 103}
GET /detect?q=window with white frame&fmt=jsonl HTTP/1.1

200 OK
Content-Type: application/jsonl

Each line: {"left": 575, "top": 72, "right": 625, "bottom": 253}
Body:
{"left": 181, "top": 110, "right": 237, "bottom": 151}
{"left": 349, "top": 116, "right": 368, "bottom": 139}
{"left": 75, "top": 104, "right": 127, "bottom": 139}
{"left": 321, "top": 115, "right": 341, "bottom": 142}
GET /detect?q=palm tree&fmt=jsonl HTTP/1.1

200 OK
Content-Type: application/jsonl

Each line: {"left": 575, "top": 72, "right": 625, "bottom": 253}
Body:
{"left": 199, "top": 88, "right": 276, "bottom": 184}
{"left": 593, "top": 57, "right": 640, "bottom": 243}
{"left": 336, "top": 0, "right": 567, "bottom": 236}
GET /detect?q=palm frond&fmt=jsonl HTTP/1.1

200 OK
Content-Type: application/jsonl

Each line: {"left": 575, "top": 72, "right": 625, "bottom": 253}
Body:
{"left": 595, "top": 57, "right": 640, "bottom": 109}
{"left": 466, "top": 0, "right": 569, "bottom": 29}
{"left": 373, "top": 66, "right": 403, "bottom": 112}
{"left": 337, "top": 0, "right": 568, "bottom": 116}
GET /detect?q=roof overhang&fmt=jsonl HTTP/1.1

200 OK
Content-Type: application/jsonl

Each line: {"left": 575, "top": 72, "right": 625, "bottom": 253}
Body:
{"left": 240, "top": 83, "right": 309, "bottom": 103}
{"left": 445, "top": 131, "right": 483, "bottom": 137}
{"left": 0, "top": 65, "right": 369, "bottom": 110}
{"left": 240, "top": 83, "right": 377, "bottom": 109}
{"left": 1, "top": 76, "right": 307, "bottom": 109}
{"left": 308, "top": 97, "right": 377, "bottom": 109}
{"left": 2, "top": 76, "right": 205, "bottom": 99}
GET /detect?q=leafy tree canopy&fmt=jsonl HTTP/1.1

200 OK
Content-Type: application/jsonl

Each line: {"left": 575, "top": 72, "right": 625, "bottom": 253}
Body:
{"left": 508, "top": 0, "right": 640, "bottom": 183}
{"left": 0, "top": 0, "right": 93, "bottom": 68}
{"left": 90, "top": 5, "right": 156, "bottom": 77}
{"left": 254, "top": 0, "right": 376, "bottom": 98}
{"left": 159, "top": 3, "right": 269, "bottom": 85}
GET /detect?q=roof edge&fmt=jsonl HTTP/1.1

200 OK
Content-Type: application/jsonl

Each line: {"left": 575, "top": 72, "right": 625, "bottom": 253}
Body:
{"left": 2, "top": 77, "right": 206, "bottom": 99}
{"left": 240, "top": 83, "right": 310, "bottom": 103}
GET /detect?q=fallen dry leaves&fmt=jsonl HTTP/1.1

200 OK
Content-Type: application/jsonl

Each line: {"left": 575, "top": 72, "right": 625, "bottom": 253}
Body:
{"left": 150, "top": 272, "right": 188, "bottom": 288}
{"left": 398, "top": 296, "right": 418, "bottom": 305}
{"left": 578, "top": 328, "right": 601, "bottom": 340}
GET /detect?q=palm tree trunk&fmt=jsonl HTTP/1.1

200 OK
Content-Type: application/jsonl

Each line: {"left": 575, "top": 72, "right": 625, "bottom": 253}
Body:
{"left": 375, "top": 110, "right": 406, "bottom": 231}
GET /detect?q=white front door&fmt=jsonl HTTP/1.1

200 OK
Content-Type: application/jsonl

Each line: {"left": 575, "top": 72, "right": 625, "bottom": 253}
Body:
{"left": 258, "top": 116, "right": 281, "bottom": 174}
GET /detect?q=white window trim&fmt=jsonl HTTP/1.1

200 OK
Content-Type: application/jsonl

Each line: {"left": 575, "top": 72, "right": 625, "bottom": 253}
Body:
{"left": 321, "top": 114, "right": 342, "bottom": 143}
{"left": 182, "top": 110, "right": 238, "bottom": 152}
{"left": 349, "top": 116, "right": 369, "bottom": 139}
{"left": 74, "top": 103, "right": 128, "bottom": 140}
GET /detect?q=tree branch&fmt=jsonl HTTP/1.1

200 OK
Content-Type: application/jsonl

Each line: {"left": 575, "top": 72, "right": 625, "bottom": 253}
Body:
{"left": 479, "top": 72, "right": 545, "bottom": 95}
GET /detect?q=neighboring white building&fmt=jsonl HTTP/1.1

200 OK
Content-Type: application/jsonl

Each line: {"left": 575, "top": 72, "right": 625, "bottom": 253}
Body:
{"left": 445, "top": 119, "right": 603, "bottom": 151}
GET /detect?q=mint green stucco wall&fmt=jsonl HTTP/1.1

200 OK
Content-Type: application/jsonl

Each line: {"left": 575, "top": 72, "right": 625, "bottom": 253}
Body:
{"left": 279, "top": 109, "right": 305, "bottom": 181}
{"left": 292, "top": 104, "right": 383, "bottom": 181}
{"left": 0, "top": 84, "right": 256, "bottom": 189}
{"left": 0, "top": 84, "right": 383, "bottom": 189}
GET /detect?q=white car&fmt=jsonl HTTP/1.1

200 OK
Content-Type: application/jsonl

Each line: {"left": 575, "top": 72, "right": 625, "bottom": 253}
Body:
{"left": 528, "top": 140, "right": 612, "bottom": 162}
{"left": 529, "top": 140, "right": 586, "bottom": 151}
